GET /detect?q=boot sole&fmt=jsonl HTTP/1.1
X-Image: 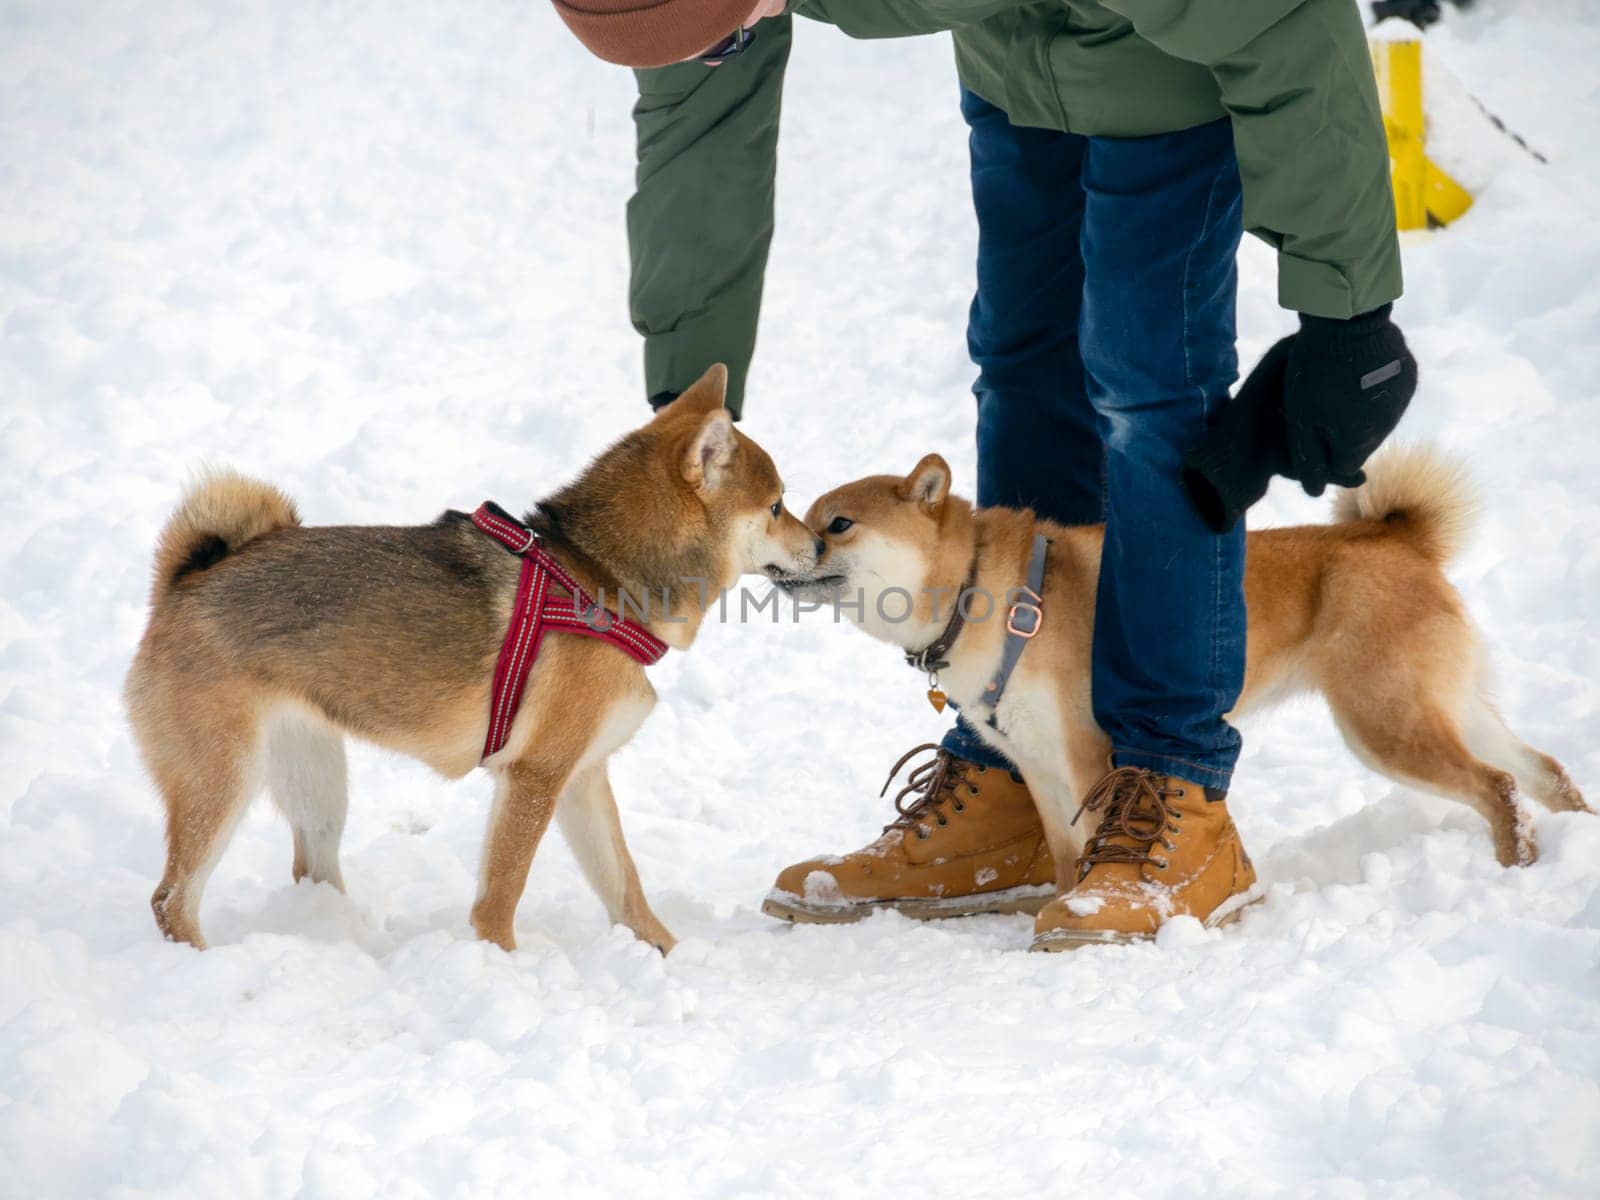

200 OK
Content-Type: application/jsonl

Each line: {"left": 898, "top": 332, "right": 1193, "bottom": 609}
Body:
{"left": 761, "top": 883, "right": 1056, "bottom": 926}
{"left": 1028, "top": 885, "right": 1265, "bottom": 953}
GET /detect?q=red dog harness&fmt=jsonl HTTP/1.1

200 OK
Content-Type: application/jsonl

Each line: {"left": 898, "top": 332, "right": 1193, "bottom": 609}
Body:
{"left": 471, "top": 502, "right": 669, "bottom": 760}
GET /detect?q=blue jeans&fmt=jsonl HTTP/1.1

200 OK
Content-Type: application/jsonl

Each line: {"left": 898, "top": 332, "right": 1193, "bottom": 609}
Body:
{"left": 940, "top": 89, "right": 1247, "bottom": 792}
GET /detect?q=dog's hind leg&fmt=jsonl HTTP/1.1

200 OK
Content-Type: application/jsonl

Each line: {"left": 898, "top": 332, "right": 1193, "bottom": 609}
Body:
{"left": 1461, "top": 696, "right": 1590, "bottom": 815}
{"left": 1330, "top": 696, "right": 1536, "bottom": 868}
{"left": 132, "top": 682, "right": 264, "bottom": 949}
{"left": 266, "top": 710, "right": 349, "bottom": 890}
{"left": 557, "top": 764, "right": 675, "bottom": 954}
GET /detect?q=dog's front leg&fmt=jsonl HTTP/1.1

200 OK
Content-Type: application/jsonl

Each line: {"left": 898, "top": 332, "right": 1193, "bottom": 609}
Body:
{"left": 557, "top": 763, "right": 676, "bottom": 954}
{"left": 471, "top": 757, "right": 566, "bottom": 951}
{"left": 1019, "top": 772, "right": 1087, "bottom": 894}
{"left": 1027, "top": 723, "right": 1117, "bottom": 892}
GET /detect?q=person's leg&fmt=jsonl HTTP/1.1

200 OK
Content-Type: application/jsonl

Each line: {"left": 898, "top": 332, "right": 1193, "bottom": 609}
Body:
{"left": 761, "top": 91, "right": 1096, "bottom": 924}
{"left": 941, "top": 87, "right": 1103, "bottom": 770}
{"left": 629, "top": 15, "right": 792, "bottom": 418}
{"left": 963, "top": 89, "right": 1103, "bottom": 523}
{"left": 1079, "top": 116, "right": 1246, "bottom": 791}
{"left": 1027, "top": 116, "right": 1252, "bottom": 950}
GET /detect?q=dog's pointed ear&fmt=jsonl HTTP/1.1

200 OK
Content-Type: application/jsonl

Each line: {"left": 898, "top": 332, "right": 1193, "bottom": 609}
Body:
{"left": 898, "top": 453, "right": 951, "bottom": 514}
{"left": 682, "top": 408, "right": 738, "bottom": 491}
{"left": 660, "top": 363, "right": 729, "bottom": 416}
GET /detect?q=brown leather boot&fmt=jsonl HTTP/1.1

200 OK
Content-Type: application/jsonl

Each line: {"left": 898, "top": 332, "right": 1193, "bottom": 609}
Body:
{"left": 762, "top": 744, "right": 1056, "bottom": 924}
{"left": 1031, "top": 766, "right": 1261, "bottom": 951}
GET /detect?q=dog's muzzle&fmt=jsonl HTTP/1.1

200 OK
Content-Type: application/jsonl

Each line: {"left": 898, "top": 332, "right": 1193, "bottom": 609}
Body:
{"left": 770, "top": 572, "right": 847, "bottom": 601}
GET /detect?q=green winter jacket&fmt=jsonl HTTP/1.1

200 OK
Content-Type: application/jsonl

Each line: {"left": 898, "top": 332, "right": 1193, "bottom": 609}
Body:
{"left": 629, "top": 0, "right": 1401, "bottom": 416}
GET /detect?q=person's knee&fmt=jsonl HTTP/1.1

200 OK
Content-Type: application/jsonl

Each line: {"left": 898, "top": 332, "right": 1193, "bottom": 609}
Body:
{"left": 1088, "top": 390, "right": 1200, "bottom": 465}
{"left": 1079, "top": 308, "right": 1233, "bottom": 461}
{"left": 1101, "top": 411, "right": 1176, "bottom": 463}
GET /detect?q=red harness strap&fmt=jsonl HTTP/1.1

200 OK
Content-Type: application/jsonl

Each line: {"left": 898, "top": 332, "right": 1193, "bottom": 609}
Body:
{"left": 471, "top": 502, "right": 668, "bottom": 760}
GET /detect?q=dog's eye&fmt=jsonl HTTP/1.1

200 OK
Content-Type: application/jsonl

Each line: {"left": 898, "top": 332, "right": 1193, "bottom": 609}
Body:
{"left": 828, "top": 516, "right": 853, "bottom": 534}
{"left": 769, "top": 501, "right": 782, "bottom": 519}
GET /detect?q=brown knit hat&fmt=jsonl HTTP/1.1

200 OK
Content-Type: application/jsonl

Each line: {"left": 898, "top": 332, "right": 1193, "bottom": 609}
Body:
{"left": 552, "top": 0, "right": 754, "bottom": 69}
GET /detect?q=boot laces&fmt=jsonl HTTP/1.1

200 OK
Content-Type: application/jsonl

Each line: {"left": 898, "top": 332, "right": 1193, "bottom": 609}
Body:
{"left": 1071, "top": 767, "right": 1184, "bottom": 883}
{"left": 878, "top": 744, "right": 977, "bottom": 838}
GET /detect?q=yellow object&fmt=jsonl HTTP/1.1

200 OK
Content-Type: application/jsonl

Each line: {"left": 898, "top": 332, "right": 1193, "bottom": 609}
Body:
{"left": 1370, "top": 37, "right": 1472, "bottom": 229}
{"left": 1425, "top": 157, "right": 1474, "bottom": 225}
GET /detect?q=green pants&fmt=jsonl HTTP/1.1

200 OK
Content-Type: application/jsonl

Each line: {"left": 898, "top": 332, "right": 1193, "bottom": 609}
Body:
{"left": 628, "top": 17, "right": 793, "bottom": 418}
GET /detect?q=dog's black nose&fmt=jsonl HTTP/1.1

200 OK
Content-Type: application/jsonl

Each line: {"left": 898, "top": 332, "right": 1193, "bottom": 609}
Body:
{"left": 813, "top": 536, "right": 826, "bottom": 558}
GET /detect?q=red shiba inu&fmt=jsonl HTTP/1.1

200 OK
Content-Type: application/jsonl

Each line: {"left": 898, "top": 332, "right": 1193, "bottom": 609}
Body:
{"left": 777, "top": 445, "right": 1589, "bottom": 892}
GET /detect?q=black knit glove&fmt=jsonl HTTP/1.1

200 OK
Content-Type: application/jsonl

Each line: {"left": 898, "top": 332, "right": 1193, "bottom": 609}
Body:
{"left": 1285, "top": 304, "right": 1417, "bottom": 496}
{"left": 1181, "top": 337, "right": 1292, "bottom": 533}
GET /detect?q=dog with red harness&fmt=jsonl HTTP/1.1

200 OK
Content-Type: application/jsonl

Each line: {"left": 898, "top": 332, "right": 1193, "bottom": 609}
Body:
{"left": 124, "top": 364, "right": 818, "bottom": 954}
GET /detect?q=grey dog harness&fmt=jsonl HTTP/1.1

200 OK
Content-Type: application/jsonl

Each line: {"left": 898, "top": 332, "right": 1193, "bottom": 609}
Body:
{"left": 905, "top": 532, "right": 1049, "bottom": 730}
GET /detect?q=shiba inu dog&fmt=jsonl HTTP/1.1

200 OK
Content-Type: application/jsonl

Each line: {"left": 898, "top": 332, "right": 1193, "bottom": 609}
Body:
{"left": 776, "top": 446, "right": 1588, "bottom": 881}
{"left": 125, "top": 365, "right": 818, "bottom": 953}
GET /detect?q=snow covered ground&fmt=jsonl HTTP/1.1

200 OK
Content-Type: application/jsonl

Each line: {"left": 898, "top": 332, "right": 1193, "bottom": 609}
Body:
{"left": 3, "top": 1, "right": 1598, "bottom": 1195}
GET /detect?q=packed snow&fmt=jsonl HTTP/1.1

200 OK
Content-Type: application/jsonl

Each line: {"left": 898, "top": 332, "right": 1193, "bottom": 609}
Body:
{"left": 2, "top": 1, "right": 1597, "bottom": 1196}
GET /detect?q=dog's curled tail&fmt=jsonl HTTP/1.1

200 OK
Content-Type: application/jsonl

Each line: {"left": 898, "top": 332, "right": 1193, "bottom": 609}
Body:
{"left": 1333, "top": 444, "right": 1478, "bottom": 564}
{"left": 150, "top": 467, "right": 300, "bottom": 604}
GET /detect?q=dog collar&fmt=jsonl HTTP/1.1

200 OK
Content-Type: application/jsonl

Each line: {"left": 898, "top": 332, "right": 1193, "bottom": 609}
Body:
{"left": 906, "top": 535, "right": 1049, "bottom": 724}
{"left": 905, "top": 560, "right": 977, "bottom": 713}
{"left": 471, "top": 502, "right": 669, "bottom": 760}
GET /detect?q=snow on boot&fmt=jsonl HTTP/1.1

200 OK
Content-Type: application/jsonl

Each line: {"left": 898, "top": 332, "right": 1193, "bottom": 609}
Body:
{"left": 1031, "top": 767, "right": 1261, "bottom": 950}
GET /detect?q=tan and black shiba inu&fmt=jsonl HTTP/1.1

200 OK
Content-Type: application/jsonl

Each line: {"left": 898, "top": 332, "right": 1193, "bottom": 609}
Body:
{"left": 125, "top": 365, "right": 818, "bottom": 953}
{"left": 777, "top": 446, "right": 1589, "bottom": 880}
